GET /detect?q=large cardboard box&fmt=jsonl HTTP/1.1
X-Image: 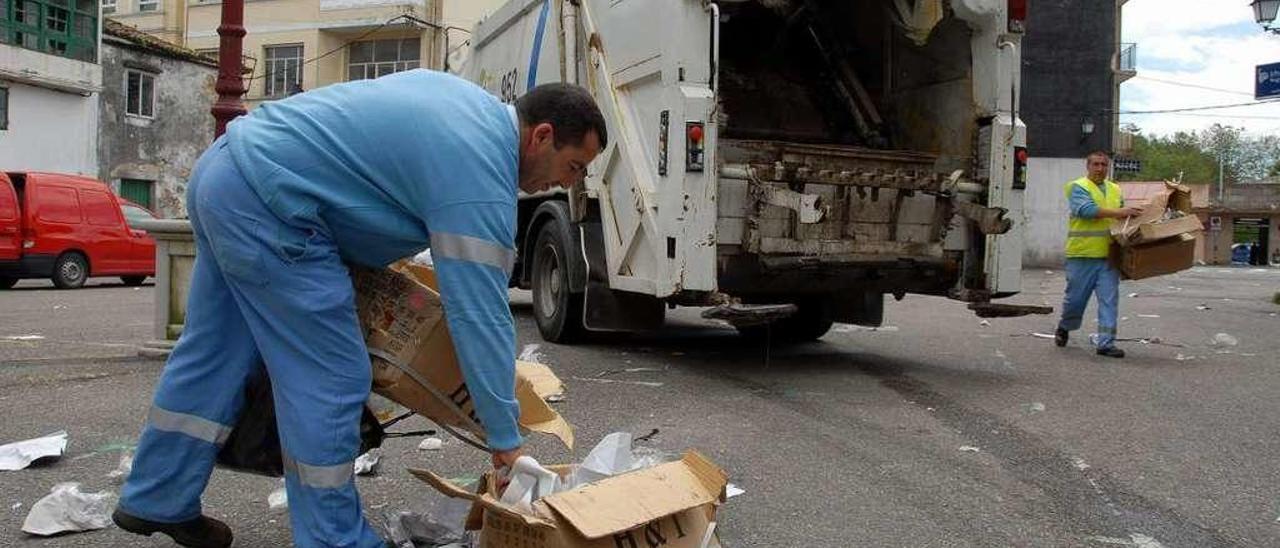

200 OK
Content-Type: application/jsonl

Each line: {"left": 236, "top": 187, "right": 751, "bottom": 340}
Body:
{"left": 409, "top": 451, "right": 729, "bottom": 548}
{"left": 353, "top": 263, "right": 573, "bottom": 449}
{"left": 1114, "top": 233, "right": 1197, "bottom": 280}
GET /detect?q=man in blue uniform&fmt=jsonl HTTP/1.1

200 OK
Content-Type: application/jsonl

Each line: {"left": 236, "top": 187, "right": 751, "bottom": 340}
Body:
{"left": 112, "top": 71, "right": 606, "bottom": 547}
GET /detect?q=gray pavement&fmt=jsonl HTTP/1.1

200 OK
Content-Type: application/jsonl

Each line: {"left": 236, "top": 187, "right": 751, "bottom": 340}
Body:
{"left": 1, "top": 267, "right": 1278, "bottom": 547}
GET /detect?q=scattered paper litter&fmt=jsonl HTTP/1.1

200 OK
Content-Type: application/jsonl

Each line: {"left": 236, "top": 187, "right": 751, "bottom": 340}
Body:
{"left": 0, "top": 431, "right": 68, "bottom": 471}
{"left": 979, "top": 320, "right": 991, "bottom": 327}
{"left": 1031, "top": 332, "right": 1056, "bottom": 340}
{"left": 1195, "top": 305, "right": 1211, "bottom": 311}
{"left": 958, "top": 446, "right": 980, "bottom": 453}
{"left": 268, "top": 481, "right": 288, "bottom": 512}
{"left": 725, "top": 484, "right": 745, "bottom": 499}
{"left": 1027, "top": 402, "right": 1046, "bottom": 413}
{"left": 544, "top": 393, "right": 565, "bottom": 403}
{"left": 1072, "top": 457, "right": 1090, "bottom": 471}
{"left": 832, "top": 324, "right": 900, "bottom": 333}
{"left": 353, "top": 449, "right": 380, "bottom": 475}
{"left": 1128, "top": 293, "right": 1139, "bottom": 298}
{"left": 1130, "top": 533, "right": 1167, "bottom": 548}
{"left": 417, "top": 438, "right": 444, "bottom": 451}
{"left": 106, "top": 451, "right": 133, "bottom": 484}
{"left": 2, "top": 335, "right": 45, "bottom": 341}
{"left": 1137, "top": 314, "right": 1160, "bottom": 319}
{"left": 517, "top": 344, "right": 546, "bottom": 364}
{"left": 1174, "top": 354, "right": 1196, "bottom": 362}
{"left": 11, "top": 502, "right": 21, "bottom": 511}
{"left": 21, "top": 483, "right": 115, "bottom": 536}
{"left": 1211, "top": 333, "right": 1239, "bottom": 347}
{"left": 568, "top": 376, "right": 664, "bottom": 388}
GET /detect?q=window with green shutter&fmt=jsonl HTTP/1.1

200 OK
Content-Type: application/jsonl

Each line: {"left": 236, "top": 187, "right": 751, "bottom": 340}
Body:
{"left": 0, "top": 0, "right": 97, "bottom": 62}
{"left": 119, "top": 179, "right": 153, "bottom": 210}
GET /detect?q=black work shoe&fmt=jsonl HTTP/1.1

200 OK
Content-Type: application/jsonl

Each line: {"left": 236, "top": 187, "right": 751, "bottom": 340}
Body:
{"left": 1054, "top": 328, "right": 1068, "bottom": 347}
{"left": 112, "top": 507, "right": 233, "bottom": 548}
{"left": 1096, "top": 347, "right": 1126, "bottom": 359}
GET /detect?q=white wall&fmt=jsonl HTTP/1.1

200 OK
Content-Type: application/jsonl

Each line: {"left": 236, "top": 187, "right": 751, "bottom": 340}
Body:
{"left": 1023, "top": 157, "right": 1085, "bottom": 267}
{"left": 0, "top": 81, "right": 99, "bottom": 176}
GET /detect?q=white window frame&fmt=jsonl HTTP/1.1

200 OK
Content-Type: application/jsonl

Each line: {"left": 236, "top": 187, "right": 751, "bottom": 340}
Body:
{"left": 264, "top": 44, "right": 304, "bottom": 98}
{"left": 101, "top": 0, "right": 116, "bottom": 15}
{"left": 138, "top": 0, "right": 158, "bottom": 12}
{"left": 347, "top": 37, "right": 420, "bottom": 81}
{"left": 125, "top": 69, "right": 156, "bottom": 119}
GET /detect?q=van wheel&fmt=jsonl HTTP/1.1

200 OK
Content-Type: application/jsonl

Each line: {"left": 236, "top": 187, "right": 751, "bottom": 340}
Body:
{"left": 0, "top": 277, "right": 16, "bottom": 289}
{"left": 736, "top": 299, "right": 833, "bottom": 343}
{"left": 52, "top": 252, "right": 88, "bottom": 289}
{"left": 531, "top": 221, "right": 584, "bottom": 343}
{"left": 121, "top": 276, "right": 147, "bottom": 286}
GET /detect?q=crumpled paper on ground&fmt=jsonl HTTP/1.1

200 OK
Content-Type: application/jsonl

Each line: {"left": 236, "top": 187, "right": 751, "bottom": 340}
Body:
{"left": 498, "top": 432, "right": 676, "bottom": 514}
{"left": 21, "top": 483, "right": 115, "bottom": 536}
{"left": 0, "top": 431, "right": 68, "bottom": 471}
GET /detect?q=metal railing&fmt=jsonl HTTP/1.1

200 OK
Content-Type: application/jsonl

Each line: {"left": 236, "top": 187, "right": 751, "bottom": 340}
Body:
{"left": 1118, "top": 42, "right": 1137, "bottom": 72}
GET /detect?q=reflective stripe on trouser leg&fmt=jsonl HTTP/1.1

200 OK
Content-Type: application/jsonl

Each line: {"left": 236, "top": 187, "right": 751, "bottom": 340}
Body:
{"left": 202, "top": 165, "right": 382, "bottom": 548}
{"left": 1093, "top": 261, "right": 1121, "bottom": 349}
{"left": 120, "top": 144, "right": 263, "bottom": 524}
{"left": 283, "top": 453, "right": 354, "bottom": 490}
{"left": 1058, "top": 258, "right": 1103, "bottom": 332}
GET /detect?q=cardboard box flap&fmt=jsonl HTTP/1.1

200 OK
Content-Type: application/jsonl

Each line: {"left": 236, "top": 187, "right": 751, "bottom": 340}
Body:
{"left": 541, "top": 451, "right": 728, "bottom": 540}
{"left": 514, "top": 364, "right": 575, "bottom": 449}
{"left": 519, "top": 361, "right": 565, "bottom": 398}
{"left": 406, "top": 468, "right": 558, "bottom": 530}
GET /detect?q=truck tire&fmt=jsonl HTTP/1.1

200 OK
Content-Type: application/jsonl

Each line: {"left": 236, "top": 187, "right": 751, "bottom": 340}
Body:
{"left": 0, "top": 277, "right": 16, "bottom": 289}
{"left": 737, "top": 299, "right": 833, "bottom": 343}
{"left": 532, "top": 222, "right": 585, "bottom": 343}
{"left": 52, "top": 252, "right": 88, "bottom": 289}
{"left": 121, "top": 276, "right": 147, "bottom": 286}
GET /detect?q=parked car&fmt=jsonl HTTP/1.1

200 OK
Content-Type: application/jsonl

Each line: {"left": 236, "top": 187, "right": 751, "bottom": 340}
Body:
{"left": 0, "top": 172, "right": 157, "bottom": 289}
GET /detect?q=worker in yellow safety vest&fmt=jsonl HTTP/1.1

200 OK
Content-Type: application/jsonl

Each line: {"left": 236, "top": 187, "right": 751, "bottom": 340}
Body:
{"left": 1053, "top": 151, "right": 1144, "bottom": 358}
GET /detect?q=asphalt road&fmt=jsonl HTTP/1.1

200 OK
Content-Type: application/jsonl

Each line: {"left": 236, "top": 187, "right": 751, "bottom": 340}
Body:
{"left": 1, "top": 268, "right": 1278, "bottom": 547}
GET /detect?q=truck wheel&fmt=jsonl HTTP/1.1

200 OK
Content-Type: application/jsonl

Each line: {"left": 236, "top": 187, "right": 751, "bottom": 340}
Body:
{"left": 532, "top": 222, "right": 584, "bottom": 343}
{"left": 52, "top": 252, "right": 88, "bottom": 289}
{"left": 121, "top": 276, "right": 147, "bottom": 286}
{"left": 0, "top": 277, "right": 16, "bottom": 289}
{"left": 737, "top": 299, "right": 833, "bottom": 343}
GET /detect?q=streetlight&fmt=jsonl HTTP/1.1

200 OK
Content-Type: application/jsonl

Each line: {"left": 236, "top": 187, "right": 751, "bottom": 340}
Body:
{"left": 1252, "top": 0, "right": 1280, "bottom": 34}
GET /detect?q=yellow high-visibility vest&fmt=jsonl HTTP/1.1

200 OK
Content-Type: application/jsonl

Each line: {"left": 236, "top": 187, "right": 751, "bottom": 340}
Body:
{"left": 1064, "top": 177, "right": 1123, "bottom": 258}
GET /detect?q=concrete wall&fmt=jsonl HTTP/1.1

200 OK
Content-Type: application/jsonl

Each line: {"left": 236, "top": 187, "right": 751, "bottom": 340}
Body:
{"left": 1023, "top": 157, "right": 1084, "bottom": 267}
{"left": 98, "top": 39, "right": 218, "bottom": 219}
{"left": 0, "top": 81, "right": 99, "bottom": 175}
{"left": 1020, "top": 0, "right": 1116, "bottom": 157}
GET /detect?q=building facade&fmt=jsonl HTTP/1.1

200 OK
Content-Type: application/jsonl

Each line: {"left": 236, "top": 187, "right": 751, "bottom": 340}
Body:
{"left": 99, "top": 19, "right": 217, "bottom": 218}
{"left": 0, "top": 0, "right": 104, "bottom": 175}
{"left": 1020, "top": 0, "right": 1134, "bottom": 267}
{"left": 110, "top": 0, "right": 445, "bottom": 108}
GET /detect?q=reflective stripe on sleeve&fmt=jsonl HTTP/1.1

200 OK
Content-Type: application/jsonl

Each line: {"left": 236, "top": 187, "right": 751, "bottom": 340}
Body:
{"left": 430, "top": 232, "right": 516, "bottom": 274}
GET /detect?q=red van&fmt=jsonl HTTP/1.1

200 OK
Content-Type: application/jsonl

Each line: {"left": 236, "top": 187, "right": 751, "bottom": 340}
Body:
{"left": 0, "top": 172, "right": 157, "bottom": 289}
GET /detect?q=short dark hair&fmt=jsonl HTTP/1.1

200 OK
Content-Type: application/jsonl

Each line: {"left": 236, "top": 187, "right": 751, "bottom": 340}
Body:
{"left": 515, "top": 83, "right": 608, "bottom": 149}
{"left": 1085, "top": 150, "right": 1111, "bottom": 162}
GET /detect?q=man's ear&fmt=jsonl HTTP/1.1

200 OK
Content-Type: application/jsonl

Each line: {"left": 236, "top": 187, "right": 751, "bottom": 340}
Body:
{"left": 532, "top": 122, "right": 556, "bottom": 148}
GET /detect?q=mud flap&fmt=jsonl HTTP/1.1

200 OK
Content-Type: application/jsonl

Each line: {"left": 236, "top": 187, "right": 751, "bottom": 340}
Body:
{"left": 579, "top": 221, "right": 665, "bottom": 332}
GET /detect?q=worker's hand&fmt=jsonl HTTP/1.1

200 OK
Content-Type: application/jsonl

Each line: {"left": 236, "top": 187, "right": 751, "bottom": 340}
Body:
{"left": 1118, "top": 205, "right": 1145, "bottom": 218}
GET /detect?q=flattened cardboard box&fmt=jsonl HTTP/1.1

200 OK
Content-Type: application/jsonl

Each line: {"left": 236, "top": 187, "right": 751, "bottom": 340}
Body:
{"left": 352, "top": 263, "right": 573, "bottom": 449}
{"left": 1115, "top": 233, "right": 1197, "bottom": 280}
{"left": 409, "top": 451, "right": 728, "bottom": 548}
{"left": 1111, "top": 181, "right": 1202, "bottom": 247}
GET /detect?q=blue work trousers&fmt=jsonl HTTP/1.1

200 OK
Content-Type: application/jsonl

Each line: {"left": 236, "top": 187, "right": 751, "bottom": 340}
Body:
{"left": 1058, "top": 258, "right": 1120, "bottom": 350}
{"left": 118, "top": 140, "right": 384, "bottom": 548}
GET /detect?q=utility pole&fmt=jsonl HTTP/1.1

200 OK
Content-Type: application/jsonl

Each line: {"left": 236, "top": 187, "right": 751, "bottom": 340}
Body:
{"left": 211, "top": 0, "right": 247, "bottom": 138}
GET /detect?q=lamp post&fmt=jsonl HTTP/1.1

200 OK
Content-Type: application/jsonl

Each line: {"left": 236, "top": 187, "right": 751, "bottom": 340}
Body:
{"left": 1253, "top": 0, "right": 1280, "bottom": 34}
{"left": 211, "top": 0, "right": 247, "bottom": 137}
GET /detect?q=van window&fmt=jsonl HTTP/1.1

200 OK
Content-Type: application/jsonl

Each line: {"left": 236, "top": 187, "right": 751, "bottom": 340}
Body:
{"left": 37, "top": 186, "right": 82, "bottom": 224}
{"left": 81, "top": 190, "right": 121, "bottom": 227}
{"left": 121, "top": 203, "right": 156, "bottom": 228}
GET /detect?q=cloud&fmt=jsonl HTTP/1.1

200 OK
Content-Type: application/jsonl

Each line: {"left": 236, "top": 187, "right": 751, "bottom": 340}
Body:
{"left": 1119, "top": 0, "right": 1280, "bottom": 136}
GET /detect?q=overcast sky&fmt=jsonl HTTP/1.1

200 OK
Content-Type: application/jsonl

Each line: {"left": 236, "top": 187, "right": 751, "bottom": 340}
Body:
{"left": 1120, "top": 0, "right": 1280, "bottom": 137}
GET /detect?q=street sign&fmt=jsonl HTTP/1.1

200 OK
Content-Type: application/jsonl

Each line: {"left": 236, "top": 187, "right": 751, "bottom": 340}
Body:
{"left": 1257, "top": 62, "right": 1280, "bottom": 100}
{"left": 1113, "top": 158, "right": 1142, "bottom": 174}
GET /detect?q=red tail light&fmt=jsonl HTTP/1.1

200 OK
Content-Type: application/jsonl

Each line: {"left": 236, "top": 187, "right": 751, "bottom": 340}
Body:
{"left": 1008, "top": 0, "right": 1027, "bottom": 32}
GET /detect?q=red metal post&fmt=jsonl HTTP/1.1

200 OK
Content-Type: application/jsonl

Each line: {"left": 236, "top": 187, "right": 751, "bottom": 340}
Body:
{"left": 211, "top": 0, "right": 247, "bottom": 138}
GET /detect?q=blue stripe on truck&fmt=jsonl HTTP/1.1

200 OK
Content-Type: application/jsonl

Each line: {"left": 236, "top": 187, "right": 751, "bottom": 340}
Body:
{"left": 527, "top": 0, "right": 551, "bottom": 91}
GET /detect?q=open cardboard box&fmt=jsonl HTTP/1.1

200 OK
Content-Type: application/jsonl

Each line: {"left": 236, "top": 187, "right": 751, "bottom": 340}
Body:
{"left": 1111, "top": 181, "right": 1203, "bottom": 247}
{"left": 1114, "top": 233, "right": 1197, "bottom": 280}
{"left": 352, "top": 262, "right": 573, "bottom": 449}
{"left": 409, "top": 451, "right": 729, "bottom": 548}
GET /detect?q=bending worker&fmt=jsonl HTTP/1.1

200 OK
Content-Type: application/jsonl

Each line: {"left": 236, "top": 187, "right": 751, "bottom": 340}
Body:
{"left": 1053, "top": 151, "right": 1143, "bottom": 358}
{"left": 113, "top": 71, "right": 606, "bottom": 547}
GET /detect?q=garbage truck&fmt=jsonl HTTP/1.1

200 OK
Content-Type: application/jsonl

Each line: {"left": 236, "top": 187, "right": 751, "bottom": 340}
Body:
{"left": 460, "top": 0, "right": 1037, "bottom": 342}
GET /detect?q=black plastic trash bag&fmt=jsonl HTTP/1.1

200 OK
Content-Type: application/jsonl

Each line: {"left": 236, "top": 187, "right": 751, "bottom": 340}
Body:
{"left": 216, "top": 366, "right": 384, "bottom": 477}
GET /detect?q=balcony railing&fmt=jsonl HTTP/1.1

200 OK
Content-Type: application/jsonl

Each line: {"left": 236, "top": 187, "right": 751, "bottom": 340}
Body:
{"left": 1118, "top": 42, "right": 1137, "bottom": 73}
